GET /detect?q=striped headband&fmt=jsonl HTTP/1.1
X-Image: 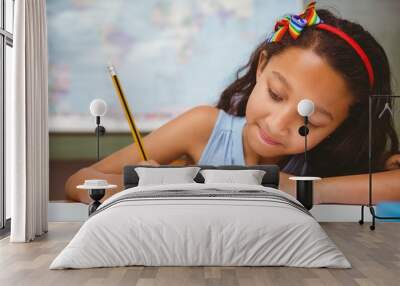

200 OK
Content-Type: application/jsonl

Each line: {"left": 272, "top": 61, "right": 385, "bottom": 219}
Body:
{"left": 266, "top": 1, "right": 374, "bottom": 88}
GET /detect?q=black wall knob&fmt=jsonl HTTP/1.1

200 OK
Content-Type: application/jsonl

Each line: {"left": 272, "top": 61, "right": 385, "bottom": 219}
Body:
{"left": 95, "top": 125, "right": 106, "bottom": 136}
{"left": 298, "top": 125, "right": 309, "bottom": 136}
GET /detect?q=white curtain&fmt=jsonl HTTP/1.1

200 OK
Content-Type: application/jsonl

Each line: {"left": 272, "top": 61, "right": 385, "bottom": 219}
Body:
{"left": 7, "top": 0, "right": 49, "bottom": 242}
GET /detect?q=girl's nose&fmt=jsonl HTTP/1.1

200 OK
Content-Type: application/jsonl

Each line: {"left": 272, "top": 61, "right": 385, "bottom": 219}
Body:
{"left": 268, "top": 105, "right": 300, "bottom": 137}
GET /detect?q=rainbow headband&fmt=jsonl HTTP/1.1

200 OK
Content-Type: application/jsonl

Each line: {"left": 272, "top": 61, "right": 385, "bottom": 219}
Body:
{"left": 267, "top": 1, "right": 374, "bottom": 88}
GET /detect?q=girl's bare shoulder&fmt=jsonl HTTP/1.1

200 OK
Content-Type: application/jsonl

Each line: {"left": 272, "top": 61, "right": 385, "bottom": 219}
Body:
{"left": 184, "top": 105, "right": 220, "bottom": 140}
{"left": 180, "top": 105, "right": 220, "bottom": 161}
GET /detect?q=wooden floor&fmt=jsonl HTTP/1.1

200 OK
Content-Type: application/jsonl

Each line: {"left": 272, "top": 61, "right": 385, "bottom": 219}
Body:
{"left": 0, "top": 222, "right": 399, "bottom": 286}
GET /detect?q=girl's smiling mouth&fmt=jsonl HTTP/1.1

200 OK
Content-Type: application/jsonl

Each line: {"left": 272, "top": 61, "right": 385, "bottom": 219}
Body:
{"left": 258, "top": 127, "right": 282, "bottom": 146}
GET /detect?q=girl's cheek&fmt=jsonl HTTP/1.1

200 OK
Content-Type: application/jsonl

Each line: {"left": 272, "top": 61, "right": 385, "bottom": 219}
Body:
{"left": 289, "top": 137, "right": 305, "bottom": 153}
{"left": 251, "top": 90, "right": 271, "bottom": 114}
{"left": 305, "top": 133, "right": 325, "bottom": 151}
{"left": 246, "top": 92, "right": 264, "bottom": 117}
{"left": 290, "top": 132, "right": 321, "bottom": 153}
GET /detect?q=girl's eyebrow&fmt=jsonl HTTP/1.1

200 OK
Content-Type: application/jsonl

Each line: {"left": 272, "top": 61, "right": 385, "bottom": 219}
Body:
{"left": 272, "top": 70, "right": 333, "bottom": 121}
{"left": 272, "top": 71, "right": 291, "bottom": 91}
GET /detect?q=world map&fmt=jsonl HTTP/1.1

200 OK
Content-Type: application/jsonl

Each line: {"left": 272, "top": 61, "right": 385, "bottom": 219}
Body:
{"left": 47, "top": 0, "right": 301, "bottom": 132}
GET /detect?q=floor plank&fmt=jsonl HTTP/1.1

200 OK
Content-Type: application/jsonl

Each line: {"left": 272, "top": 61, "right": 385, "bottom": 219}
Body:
{"left": 0, "top": 222, "right": 399, "bottom": 286}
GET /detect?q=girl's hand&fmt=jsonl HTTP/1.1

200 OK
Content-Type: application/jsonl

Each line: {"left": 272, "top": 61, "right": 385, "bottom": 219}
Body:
{"left": 279, "top": 172, "right": 296, "bottom": 198}
{"left": 385, "top": 154, "right": 400, "bottom": 170}
{"left": 137, "top": 159, "right": 160, "bottom": 166}
{"left": 279, "top": 171, "right": 323, "bottom": 205}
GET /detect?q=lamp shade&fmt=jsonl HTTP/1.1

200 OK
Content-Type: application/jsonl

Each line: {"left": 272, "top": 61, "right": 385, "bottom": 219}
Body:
{"left": 90, "top": 99, "right": 107, "bottom": 117}
{"left": 297, "top": 99, "right": 314, "bottom": 117}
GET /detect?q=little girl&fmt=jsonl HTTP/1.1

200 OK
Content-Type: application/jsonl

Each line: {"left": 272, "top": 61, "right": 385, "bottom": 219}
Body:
{"left": 66, "top": 2, "right": 400, "bottom": 205}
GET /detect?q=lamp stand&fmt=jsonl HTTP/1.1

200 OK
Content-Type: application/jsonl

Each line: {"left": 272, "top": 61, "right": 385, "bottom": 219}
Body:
{"left": 94, "top": 116, "right": 106, "bottom": 161}
{"left": 292, "top": 116, "right": 320, "bottom": 210}
{"left": 298, "top": 116, "right": 309, "bottom": 176}
{"left": 88, "top": 189, "right": 106, "bottom": 215}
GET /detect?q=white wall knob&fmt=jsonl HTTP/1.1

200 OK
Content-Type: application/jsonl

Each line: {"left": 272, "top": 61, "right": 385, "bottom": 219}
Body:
{"left": 90, "top": 99, "right": 107, "bottom": 117}
{"left": 297, "top": 99, "right": 314, "bottom": 117}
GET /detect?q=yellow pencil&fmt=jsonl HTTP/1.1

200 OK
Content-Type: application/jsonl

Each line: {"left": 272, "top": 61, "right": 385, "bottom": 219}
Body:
{"left": 107, "top": 65, "right": 148, "bottom": 161}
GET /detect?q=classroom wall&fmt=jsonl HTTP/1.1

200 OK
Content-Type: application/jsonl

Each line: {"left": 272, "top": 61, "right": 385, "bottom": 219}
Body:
{"left": 49, "top": 1, "right": 400, "bottom": 203}
{"left": 47, "top": 0, "right": 304, "bottom": 200}
{"left": 47, "top": 0, "right": 303, "bottom": 133}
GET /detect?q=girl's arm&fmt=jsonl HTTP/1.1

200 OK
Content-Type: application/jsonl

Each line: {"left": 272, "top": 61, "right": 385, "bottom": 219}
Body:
{"left": 65, "top": 167, "right": 124, "bottom": 204}
{"left": 279, "top": 156, "right": 400, "bottom": 205}
{"left": 316, "top": 169, "right": 400, "bottom": 205}
{"left": 65, "top": 105, "right": 219, "bottom": 203}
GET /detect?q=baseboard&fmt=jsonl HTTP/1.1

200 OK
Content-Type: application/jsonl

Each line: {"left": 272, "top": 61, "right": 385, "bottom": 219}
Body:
{"left": 48, "top": 202, "right": 373, "bottom": 222}
{"left": 49, "top": 202, "right": 88, "bottom": 221}
{"left": 310, "top": 205, "right": 372, "bottom": 222}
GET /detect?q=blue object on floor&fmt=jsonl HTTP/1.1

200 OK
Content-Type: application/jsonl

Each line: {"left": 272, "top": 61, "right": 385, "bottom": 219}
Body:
{"left": 376, "top": 201, "right": 400, "bottom": 222}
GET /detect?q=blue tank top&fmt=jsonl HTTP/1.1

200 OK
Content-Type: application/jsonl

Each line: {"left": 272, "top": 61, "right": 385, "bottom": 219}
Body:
{"left": 198, "top": 109, "right": 247, "bottom": 165}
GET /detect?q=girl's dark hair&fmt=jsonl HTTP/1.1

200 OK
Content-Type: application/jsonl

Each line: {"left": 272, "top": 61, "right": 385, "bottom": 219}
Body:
{"left": 216, "top": 8, "right": 399, "bottom": 177}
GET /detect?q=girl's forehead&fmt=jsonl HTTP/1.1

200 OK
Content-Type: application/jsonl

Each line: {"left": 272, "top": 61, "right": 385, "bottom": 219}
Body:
{"left": 265, "top": 47, "right": 354, "bottom": 106}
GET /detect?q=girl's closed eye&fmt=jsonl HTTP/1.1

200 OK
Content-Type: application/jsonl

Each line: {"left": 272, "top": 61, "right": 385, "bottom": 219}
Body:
{"left": 308, "top": 121, "right": 318, "bottom": 128}
{"left": 268, "top": 88, "right": 283, "bottom": 102}
{"left": 268, "top": 88, "right": 321, "bottom": 128}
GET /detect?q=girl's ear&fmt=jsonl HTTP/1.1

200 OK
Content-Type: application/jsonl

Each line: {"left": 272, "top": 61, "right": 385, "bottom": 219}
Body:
{"left": 256, "top": 50, "right": 267, "bottom": 82}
